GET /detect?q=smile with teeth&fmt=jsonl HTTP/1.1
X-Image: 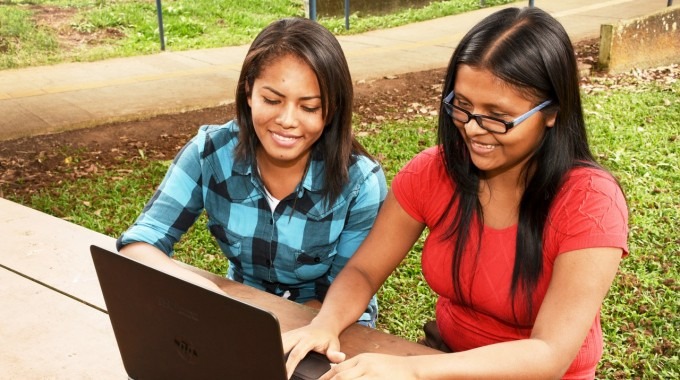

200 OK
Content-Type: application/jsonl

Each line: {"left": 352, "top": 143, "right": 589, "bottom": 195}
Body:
{"left": 271, "top": 131, "right": 300, "bottom": 146}
{"left": 471, "top": 141, "right": 496, "bottom": 150}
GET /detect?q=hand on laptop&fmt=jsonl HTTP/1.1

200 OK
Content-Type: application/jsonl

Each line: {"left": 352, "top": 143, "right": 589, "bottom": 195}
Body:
{"left": 310, "top": 352, "right": 423, "bottom": 379}
{"left": 283, "top": 323, "right": 345, "bottom": 379}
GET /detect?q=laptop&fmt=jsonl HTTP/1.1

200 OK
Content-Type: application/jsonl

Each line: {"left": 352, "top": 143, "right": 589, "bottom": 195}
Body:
{"left": 90, "top": 245, "right": 331, "bottom": 380}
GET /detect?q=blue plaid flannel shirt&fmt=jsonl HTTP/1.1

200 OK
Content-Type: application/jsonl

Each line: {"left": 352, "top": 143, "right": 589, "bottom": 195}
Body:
{"left": 117, "top": 121, "right": 387, "bottom": 324}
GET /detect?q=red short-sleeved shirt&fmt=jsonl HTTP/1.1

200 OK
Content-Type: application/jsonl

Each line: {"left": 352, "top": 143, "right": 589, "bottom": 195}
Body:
{"left": 392, "top": 146, "right": 629, "bottom": 379}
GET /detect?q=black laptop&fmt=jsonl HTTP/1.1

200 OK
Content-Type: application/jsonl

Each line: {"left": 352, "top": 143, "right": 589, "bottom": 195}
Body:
{"left": 90, "top": 245, "right": 331, "bottom": 380}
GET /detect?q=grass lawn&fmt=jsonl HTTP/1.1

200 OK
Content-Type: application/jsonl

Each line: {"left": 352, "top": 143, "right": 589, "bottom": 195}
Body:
{"left": 0, "top": 0, "right": 515, "bottom": 70}
{"left": 10, "top": 79, "right": 679, "bottom": 378}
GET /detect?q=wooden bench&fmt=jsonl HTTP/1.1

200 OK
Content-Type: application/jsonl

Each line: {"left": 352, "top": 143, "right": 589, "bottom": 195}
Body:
{"left": 0, "top": 197, "right": 438, "bottom": 377}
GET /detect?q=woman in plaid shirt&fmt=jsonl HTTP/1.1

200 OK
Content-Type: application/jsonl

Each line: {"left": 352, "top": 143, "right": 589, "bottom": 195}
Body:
{"left": 117, "top": 18, "right": 387, "bottom": 326}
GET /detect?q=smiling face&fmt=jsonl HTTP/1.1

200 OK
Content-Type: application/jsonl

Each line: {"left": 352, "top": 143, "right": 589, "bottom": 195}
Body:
{"left": 452, "top": 64, "right": 556, "bottom": 179}
{"left": 247, "top": 54, "right": 325, "bottom": 171}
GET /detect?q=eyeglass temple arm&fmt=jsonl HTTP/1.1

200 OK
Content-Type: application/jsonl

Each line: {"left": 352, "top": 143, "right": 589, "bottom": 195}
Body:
{"left": 512, "top": 99, "right": 552, "bottom": 125}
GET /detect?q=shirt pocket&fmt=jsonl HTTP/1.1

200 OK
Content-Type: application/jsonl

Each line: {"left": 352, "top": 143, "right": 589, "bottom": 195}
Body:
{"left": 293, "top": 243, "right": 336, "bottom": 281}
{"left": 208, "top": 222, "right": 243, "bottom": 266}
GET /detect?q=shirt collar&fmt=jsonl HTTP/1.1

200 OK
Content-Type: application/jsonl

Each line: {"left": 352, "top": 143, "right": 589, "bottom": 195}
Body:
{"left": 233, "top": 152, "right": 326, "bottom": 195}
{"left": 301, "top": 156, "right": 325, "bottom": 193}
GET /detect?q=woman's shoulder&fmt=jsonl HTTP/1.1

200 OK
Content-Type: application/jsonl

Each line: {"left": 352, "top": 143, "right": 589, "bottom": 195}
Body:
{"left": 193, "top": 120, "right": 240, "bottom": 156}
{"left": 553, "top": 164, "right": 627, "bottom": 215}
{"left": 198, "top": 119, "right": 239, "bottom": 139}
{"left": 399, "top": 146, "right": 444, "bottom": 174}
{"left": 351, "top": 152, "right": 382, "bottom": 171}
{"left": 393, "top": 146, "right": 449, "bottom": 194}
{"left": 548, "top": 164, "right": 629, "bottom": 255}
{"left": 562, "top": 164, "right": 621, "bottom": 192}
{"left": 344, "top": 154, "right": 387, "bottom": 195}
{"left": 348, "top": 151, "right": 387, "bottom": 180}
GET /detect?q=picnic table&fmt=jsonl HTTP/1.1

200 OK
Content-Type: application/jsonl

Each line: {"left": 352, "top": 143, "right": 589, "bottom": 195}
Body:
{"left": 0, "top": 197, "right": 438, "bottom": 378}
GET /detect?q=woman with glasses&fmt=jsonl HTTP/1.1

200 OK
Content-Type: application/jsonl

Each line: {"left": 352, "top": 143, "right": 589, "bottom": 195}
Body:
{"left": 117, "top": 18, "right": 386, "bottom": 327}
{"left": 283, "top": 7, "right": 628, "bottom": 379}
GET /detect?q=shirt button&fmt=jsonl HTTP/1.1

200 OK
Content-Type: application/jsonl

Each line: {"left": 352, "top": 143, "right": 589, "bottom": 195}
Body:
{"left": 314, "top": 257, "right": 321, "bottom": 263}
{"left": 266, "top": 259, "right": 272, "bottom": 266}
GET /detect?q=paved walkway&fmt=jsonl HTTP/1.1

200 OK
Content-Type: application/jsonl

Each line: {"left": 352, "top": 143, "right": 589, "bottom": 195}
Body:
{"left": 0, "top": 0, "right": 668, "bottom": 141}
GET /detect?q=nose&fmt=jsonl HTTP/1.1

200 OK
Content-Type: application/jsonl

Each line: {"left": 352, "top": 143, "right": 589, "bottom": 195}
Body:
{"left": 464, "top": 116, "right": 487, "bottom": 134}
{"left": 276, "top": 104, "right": 298, "bottom": 129}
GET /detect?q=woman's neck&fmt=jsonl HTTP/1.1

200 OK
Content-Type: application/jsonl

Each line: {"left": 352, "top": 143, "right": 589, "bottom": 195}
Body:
{"left": 256, "top": 149, "right": 310, "bottom": 200}
{"left": 478, "top": 165, "right": 531, "bottom": 229}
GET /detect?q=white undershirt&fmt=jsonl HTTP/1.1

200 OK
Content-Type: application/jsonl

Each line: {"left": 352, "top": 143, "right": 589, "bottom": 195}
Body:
{"left": 257, "top": 166, "right": 281, "bottom": 212}
{"left": 262, "top": 185, "right": 281, "bottom": 212}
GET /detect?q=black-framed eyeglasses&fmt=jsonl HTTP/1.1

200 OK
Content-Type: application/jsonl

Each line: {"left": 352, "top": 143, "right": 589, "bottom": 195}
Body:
{"left": 442, "top": 91, "right": 552, "bottom": 134}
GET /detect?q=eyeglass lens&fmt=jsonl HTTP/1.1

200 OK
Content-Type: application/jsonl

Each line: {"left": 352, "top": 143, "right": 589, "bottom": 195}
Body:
{"left": 449, "top": 106, "right": 507, "bottom": 133}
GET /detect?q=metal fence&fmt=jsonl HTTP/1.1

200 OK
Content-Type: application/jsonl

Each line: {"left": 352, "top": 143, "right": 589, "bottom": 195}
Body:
{"left": 308, "top": 0, "right": 538, "bottom": 29}
{"left": 153, "top": 1, "right": 676, "bottom": 50}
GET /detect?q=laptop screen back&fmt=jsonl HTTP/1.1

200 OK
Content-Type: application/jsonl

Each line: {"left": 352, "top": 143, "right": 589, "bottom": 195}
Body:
{"left": 90, "top": 245, "right": 328, "bottom": 380}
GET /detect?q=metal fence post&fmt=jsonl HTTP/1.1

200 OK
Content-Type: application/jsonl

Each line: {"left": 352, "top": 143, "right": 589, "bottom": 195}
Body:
{"left": 668, "top": 0, "right": 673, "bottom": 6}
{"left": 529, "top": 0, "right": 535, "bottom": 6}
{"left": 309, "top": 0, "right": 317, "bottom": 21}
{"left": 155, "top": 0, "right": 165, "bottom": 51}
{"left": 345, "top": 0, "right": 350, "bottom": 30}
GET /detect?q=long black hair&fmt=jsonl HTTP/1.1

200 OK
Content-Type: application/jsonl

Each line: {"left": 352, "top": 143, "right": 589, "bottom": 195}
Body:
{"left": 437, "top": 7, "right": 598, "bottom": 321}
{"left": 234, "top": 17, "right": 370, "bottom": 205}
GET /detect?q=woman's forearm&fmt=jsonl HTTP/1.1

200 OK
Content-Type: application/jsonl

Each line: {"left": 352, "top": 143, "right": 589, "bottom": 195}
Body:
{"left": 310, "top": 264, "right": 379, "bottom": 336}
{"left": 425, "top": 339, "right": 568, "bottom": 379}
{"left": 119, "top": 242, "right": 223, "bottom": 293}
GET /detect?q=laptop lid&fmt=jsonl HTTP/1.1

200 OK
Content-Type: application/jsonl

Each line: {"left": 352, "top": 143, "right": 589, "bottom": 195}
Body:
{"left": 90, "top": 245, "right": 330, "bottom": 380}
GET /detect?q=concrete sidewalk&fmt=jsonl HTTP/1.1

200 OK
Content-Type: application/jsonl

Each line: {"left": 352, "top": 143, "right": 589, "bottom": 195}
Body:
{"left": 0, "top": 0, "right": 668, "bottom": 141}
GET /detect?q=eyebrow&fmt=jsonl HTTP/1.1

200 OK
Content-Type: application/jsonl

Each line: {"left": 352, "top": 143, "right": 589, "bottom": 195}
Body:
{"left": 453, "top": 90, "right": 512, "bottom": 112}
{"left": 262, "top": 86, "right": 321, "bottom": 101}
{"left": 451, "top": 90, "right": 472, "bottom": 103}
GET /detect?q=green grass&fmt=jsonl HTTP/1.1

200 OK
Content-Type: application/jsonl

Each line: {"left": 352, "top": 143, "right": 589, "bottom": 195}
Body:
{"left": 7, "top": 81, "right": 679, "bottom": 378}
{"left": 318, "top": 0, "right": 513, "bottom": 34}
{"left": 0, "top": 0, "right": 515, "bottom": 69}
{"left": 0, "top": 4, "right": 59, "bottom": 68}
{"left": 358, "top": 117, "right": 439, "bottom": 340}
{"left": 583, "top": 84, "right": 679, "bottom": 378}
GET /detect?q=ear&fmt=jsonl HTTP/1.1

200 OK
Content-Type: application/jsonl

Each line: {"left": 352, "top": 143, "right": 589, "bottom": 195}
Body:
{"left": 246, "top": 82, "right": 252, "bottom": 108}
{"left": 545, "top": 111, "right": 558, "bottom": 128}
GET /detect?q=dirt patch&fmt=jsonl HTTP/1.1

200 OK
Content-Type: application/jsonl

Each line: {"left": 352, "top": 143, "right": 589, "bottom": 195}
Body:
{"left": 1, "top": 39, "right": 678, "bottom": 202}
{"left": 0, "top": 66, "right": 447, "bottom": 201}
{"left": 30, "top": 5, "right": 126, "bottom": 51}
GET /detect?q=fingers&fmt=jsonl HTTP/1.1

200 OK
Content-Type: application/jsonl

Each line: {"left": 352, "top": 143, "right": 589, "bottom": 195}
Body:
{"left": 284, "top": 342, "right": 307, "bottom": 379}
{"left": 320, "top": 357, "right": 362, "bottom": 380}
{"left": 321, "top": 354, "right": 403, "bottom": 380}
{"left": 326, "top": 349, "right": 346, "bottom": 363}
{"left": 283, "top": 332, "right": 326, "bottom": 378}
{"left": 282, "top": 326, "right": 345, "bottom": 379}
{"left": 281, "top": 330, "right": 299, "bottom": 356}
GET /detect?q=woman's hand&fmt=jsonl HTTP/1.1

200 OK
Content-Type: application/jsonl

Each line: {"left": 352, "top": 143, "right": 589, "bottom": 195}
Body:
{"left": 283, "top": 323, "right": 345, "bottom": 379}
{"left": 319, "top": 353, "right": 418, "bottom": 380}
